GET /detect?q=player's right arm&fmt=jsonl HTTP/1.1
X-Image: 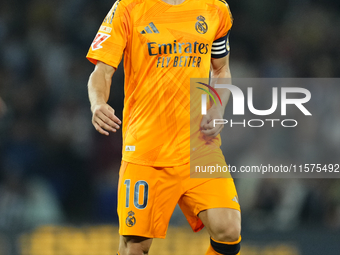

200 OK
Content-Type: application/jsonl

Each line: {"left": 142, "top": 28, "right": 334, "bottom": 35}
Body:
{"left": 88, "top": 61, "right": 121, "bottom": 136}
{"left": 86, "top": 0, "right": 130, "bottom": 135}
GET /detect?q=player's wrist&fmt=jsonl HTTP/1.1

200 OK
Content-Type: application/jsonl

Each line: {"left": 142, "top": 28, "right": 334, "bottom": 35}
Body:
{"left": 91, "top": 101, "right": 106, "bottom": 113}
{"left": 210, "top": 104, "right": 225, "bottom": 117}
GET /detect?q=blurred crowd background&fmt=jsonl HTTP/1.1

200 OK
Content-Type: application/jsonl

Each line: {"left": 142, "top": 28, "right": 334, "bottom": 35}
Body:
{"left": 0, "top": 0, "right": 340, "bottom": 254}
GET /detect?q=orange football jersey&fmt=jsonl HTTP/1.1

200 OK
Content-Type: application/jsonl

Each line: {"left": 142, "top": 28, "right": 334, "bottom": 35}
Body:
{"left": 87, "top": 0, "right": 233, "bottom": 166}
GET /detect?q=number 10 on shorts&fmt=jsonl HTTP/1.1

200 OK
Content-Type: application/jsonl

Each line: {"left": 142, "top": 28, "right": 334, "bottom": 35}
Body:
{"left": 124, "top": 180, "right": 149, "bottom": 209}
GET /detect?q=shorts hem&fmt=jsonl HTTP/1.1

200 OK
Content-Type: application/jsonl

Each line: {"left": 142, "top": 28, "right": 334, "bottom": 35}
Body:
{"left": 119, "top": 231, "right": 166, "bottom": 239}
{"left": 195, "top": 205, "right": 241, "bottom": 217}
{"left": 189, "top": 205, "right": 241, "bottom": 233}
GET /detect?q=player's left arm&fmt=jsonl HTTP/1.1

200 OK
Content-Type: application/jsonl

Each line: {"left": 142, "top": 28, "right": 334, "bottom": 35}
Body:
{"left": 200, "top": 55, "right": 231, "bottom": 137}
{"left": 200, "top": 1, "right": 233, "bottom": 137}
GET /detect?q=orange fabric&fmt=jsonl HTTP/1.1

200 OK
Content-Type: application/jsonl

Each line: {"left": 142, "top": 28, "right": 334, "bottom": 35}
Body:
{"left": 117, "top": 150, "right": 240, "bottom": 238}
{"left": 87, "top": 0, "right": 233, "bottom": 166}
{"left": 206, "top": 244, "right": 222, "bottom": 255}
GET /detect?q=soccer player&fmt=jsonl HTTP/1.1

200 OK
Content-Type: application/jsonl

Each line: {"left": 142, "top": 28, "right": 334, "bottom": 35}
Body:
{"left": 86, "top": 0, "right": 241, "bottom": 254}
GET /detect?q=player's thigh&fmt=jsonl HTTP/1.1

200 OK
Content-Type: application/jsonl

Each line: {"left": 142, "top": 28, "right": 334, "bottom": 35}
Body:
{"left": 179, "top": 177, "right": 241, "bottom": 240}
{"left": 198, "top": 207, "right": 241, "bottom": 242}
{"left": 197, "top": 178, "right": 241, "bottom": 242}
{"left": 118, "top": 235, "right": 153, "bottom": 255}
{"left": 117, "top": 161, "right": 181, "bottom": 238}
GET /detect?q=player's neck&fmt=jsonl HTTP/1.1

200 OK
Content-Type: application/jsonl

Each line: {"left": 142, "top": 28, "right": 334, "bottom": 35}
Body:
{"left": 160, "top": 0, "right": 187, "bottom": 5}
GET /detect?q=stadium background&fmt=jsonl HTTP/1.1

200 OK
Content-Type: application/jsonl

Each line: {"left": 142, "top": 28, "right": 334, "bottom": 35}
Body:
{"left": 0, "top": 0, "right": 340, "bottom": 254}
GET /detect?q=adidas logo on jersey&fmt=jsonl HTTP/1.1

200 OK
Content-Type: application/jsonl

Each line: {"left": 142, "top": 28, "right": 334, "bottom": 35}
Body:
{"left": 125, "top": 146, "right": 136, "bottom": 151}
{"left": 141, "top": 22, "right": 159, "bottom": 34}
{"left": 232, "top": 196, "right": 239, "bottom": 204}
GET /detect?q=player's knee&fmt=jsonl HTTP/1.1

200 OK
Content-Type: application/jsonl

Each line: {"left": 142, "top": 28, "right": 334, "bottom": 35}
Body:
{"left": 126, "top": 247, "right": 150, "bottom": 255}
{"left": 120, "top": 236, "right": 151, "bottom": 255}
{"left": 211, "top": 222, "right": 241, "bottom": 243}
{"left": 123, "top": 245, "right": 150, "bottom": 255}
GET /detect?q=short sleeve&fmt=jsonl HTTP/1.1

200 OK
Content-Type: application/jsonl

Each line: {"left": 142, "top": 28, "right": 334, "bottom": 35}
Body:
{"left": 211, "top": 1, "right": 233, "bottom": 59}
{"left": 86, "top": 0, "right": 130, "bottom": 68}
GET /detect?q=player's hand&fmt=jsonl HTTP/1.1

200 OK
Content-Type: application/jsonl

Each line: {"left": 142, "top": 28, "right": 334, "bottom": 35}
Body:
{"left": 91, "top": 104, "right": 121, "bottom": 136}
{"left": 200, "top": 106, "right": 224, "bottom": 138}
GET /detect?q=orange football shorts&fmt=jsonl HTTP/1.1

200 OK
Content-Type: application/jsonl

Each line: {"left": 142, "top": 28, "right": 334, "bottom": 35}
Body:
{"left": 117, "top": 150, "right": 240, "bottom": 239}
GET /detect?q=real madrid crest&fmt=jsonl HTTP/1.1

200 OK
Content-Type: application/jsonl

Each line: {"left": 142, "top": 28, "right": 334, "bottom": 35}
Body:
{"left": 195, "top": 16, "right": 208, "bottom": 34}
{"left": 126, "top": 211, "right": 136, "bottom": 227}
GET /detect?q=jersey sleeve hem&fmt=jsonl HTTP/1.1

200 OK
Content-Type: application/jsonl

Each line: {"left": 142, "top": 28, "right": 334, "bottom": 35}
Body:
{"left": 86, "top": 53, "right": 120, "bottom": 69}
